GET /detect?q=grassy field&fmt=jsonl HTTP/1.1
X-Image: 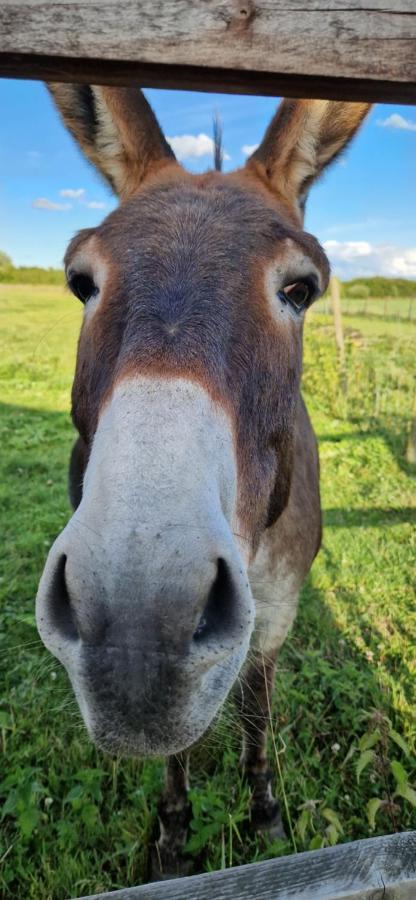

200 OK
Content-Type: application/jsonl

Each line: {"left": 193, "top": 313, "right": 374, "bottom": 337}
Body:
{"left": 0, "top": 284, "right": 415, "bottom": 899}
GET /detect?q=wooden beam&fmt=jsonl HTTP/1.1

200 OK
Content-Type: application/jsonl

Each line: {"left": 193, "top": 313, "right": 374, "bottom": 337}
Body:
{"left": 75, "top": 831, "right": 416, "bottom": 899}
{"left": 1, "top": 1, "right": 416, "bottom": 103}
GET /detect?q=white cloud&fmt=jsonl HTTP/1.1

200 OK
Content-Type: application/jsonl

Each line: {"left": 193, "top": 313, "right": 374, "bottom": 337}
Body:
{"left": 83, "top": 200, "right": 106, "bottom": 209}
{"left": 167, "top": 133, "right": 230, "bottom": 161}
{"left": 59, "top": 189, "right": 106, "bottom": 209}
{"left": 387, "top": 248, "right": 416, "bottom": 277}
{"left": 377, "top": 113, "right": 416, "bottom": 132}
{"left": 324, "top": 240, "right": 372, "bottom": 259}
{"left": 60, "top": 188, "right": 85, "bottom": 198}
{"left": 32, "top": 197, "right": 71, "bottom": 211}
{"left": 241, "top": 143, "right": 259, "bottom": 156}
{"left": 33, "top": 189, "right": 106, "bottom": 213}
{"left": 323, "top": 240, "right": 416, "bottom": 279}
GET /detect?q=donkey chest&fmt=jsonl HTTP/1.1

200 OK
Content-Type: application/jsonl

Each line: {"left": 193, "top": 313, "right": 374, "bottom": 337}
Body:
{"left": 248, "top": 541, "right": 301, "bottom": 654}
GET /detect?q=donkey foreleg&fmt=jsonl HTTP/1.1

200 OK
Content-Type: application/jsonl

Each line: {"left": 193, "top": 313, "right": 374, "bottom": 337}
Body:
{"left": 236, "top": 651, "right": 286, "bottom": 838}
{"left": 152, "top": 752, "right": 192, "bottom": 879}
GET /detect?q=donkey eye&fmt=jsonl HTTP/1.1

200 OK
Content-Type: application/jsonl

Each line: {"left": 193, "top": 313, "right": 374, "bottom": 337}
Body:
{"left": 278, "top": 280, "right": 315, "bottom": 313}
{"left": 68, "top": 272, "right": 98, "bottom": 304}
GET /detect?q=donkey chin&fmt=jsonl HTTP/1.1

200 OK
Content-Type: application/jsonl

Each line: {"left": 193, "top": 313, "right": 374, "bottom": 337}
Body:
{"left": 70, "top": 643, "right": 250, "bottom": 758}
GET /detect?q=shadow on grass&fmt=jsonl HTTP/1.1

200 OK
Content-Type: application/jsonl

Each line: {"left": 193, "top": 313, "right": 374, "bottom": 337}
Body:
{"left": 317, "top": 416, "right": 416, "bottom": 478}
{"left": 324, "top": 507, "right": 415, "bottom": 528}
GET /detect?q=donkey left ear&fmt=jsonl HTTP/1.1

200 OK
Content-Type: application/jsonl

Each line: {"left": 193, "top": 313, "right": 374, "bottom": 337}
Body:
{"left": 246, "top": 99, "right": 371, "bottom": 217}
{"left": 47, "top": 83, "right": 177, "bottom": 201}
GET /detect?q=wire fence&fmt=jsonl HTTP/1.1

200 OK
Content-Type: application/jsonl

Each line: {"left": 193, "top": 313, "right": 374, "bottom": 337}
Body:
{"left": 314, "top": 295, "right": 416, "bottom": 322}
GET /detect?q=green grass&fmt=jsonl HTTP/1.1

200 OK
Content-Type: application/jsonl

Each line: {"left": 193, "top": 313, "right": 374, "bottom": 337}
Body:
{"left": 1, "top": 284, "right": 415, "bottom": 898}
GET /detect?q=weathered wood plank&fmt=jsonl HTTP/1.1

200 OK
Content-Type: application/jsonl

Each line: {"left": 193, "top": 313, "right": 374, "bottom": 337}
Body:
{"left": 76, "top": 831, "right": 416, "bottom": 899}
{"left": 1, "top": 1, "right": 416, "bottom": 103}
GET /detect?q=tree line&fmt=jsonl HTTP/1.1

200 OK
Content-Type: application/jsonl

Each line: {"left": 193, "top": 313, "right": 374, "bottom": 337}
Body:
{"left": 1, "top": 251, "right": 415, "bottom": 296}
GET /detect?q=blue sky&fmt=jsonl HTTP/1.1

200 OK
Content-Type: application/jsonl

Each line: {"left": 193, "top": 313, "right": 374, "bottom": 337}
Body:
{"left": 0, "top": 78, "right": 415, "bottom": 278}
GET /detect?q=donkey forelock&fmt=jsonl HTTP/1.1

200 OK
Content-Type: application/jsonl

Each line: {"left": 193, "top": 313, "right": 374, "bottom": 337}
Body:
{"left": 37, "top": 86, "right": 370, "bottom": 755}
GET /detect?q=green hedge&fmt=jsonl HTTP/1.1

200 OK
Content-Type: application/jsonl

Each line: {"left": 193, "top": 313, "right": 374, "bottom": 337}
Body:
{"left": 0, "top": 266, "right": 64, "bottom": 285}
{"left": 0, "top": 265, "right": 415, "bottom": 297}
{"left": 342, "top": 277, "right": 416, "bottom": 299}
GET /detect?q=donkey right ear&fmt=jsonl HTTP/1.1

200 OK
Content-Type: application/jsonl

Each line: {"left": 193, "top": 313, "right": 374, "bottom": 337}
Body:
{"left": 246, "top": 99, "right": 370, "bottom": 220}
{"left": 47, "top": 83, "right": 177, "bottom": 201}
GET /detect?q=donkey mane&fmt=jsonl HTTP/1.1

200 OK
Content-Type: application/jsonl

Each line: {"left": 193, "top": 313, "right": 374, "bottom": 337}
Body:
{"left": 213, "top": 112, "right": 223, "bottom": 172}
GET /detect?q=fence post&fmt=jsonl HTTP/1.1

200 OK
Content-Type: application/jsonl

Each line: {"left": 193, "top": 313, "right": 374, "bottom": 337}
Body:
{"left": 330, "top": 276, "right": 347, "bottom": 393}
{"left": 330, "top": 277, "right": 344, "bottom": 360}
{"left": 406, "top": 417, "right": 416, "bottom": 464}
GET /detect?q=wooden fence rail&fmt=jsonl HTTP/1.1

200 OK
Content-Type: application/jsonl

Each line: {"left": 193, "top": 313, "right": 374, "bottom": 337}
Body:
{"left": 76, "top": 832, "right": 416, "bottom": 900}
{"left": 1, "top": 1, "right": 416, "bottom": 102}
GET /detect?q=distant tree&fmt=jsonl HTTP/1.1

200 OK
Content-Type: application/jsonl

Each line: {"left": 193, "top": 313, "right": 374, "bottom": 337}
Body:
{"left": 0, "top": 250, "right": 12, "bottom": 268}
{"left": 0, "top": 265, "right": 64, "bottom": 284}
{"left": 344, "top": 277, "right": 416, "bottom": 298}
{"left": 345, "top": 283, "right": 370, "bottom": 299}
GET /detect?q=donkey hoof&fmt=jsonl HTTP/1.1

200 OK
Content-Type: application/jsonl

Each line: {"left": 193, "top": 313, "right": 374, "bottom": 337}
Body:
{"left": 250, "top": 799, "right": 286, "bottom": 840}
{"left": 149, "top": 844, "right": 193, "bottom": 881}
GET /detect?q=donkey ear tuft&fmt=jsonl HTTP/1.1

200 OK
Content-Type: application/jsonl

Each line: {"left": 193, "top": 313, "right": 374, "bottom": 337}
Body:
{"left": 246, "top": 99, "right": 370, "bottom": 218}
{"left": 47, "top": 83, "right": 177, "bottom": 200}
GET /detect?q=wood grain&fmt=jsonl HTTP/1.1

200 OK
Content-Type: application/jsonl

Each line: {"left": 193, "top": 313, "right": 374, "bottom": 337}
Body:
{"left": 75, "top": 831, "right": 416, "bottom": 899}
{"left": 1, "top": 1, "right": 416, "bottom": 103}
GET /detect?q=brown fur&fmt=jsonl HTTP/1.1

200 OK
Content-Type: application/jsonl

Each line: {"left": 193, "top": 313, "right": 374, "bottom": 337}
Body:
{"left": 249, "top": 99, "right": 370, "bottom": 216}
{"left": 48, "top": 84, "right": 177, "bottom": 199}
{"left": 66, "top": 171, "right": 330, "bottom": 548}
{"left": 45, "top": 86, "right": 370, "bottom": 875}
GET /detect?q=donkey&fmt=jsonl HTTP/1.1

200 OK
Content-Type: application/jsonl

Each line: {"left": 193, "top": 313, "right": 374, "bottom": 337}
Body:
{"left": 36, "top": 85, "right": 369, "bottom": 875}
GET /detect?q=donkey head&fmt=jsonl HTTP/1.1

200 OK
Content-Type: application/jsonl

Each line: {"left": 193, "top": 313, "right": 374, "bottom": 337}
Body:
{"left": 37, "top": 86, "right": 369, "bottom": 755}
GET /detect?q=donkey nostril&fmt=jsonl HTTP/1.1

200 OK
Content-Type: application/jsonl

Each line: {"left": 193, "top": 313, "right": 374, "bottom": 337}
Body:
{"left": 193, "top": 615, "right": 207, "bottom": 641}
{"left": 47, "top": 554, "right": 79, "bottom": 642}
{"left": 192, "top": 558, "right": 236, "bottom": 643}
